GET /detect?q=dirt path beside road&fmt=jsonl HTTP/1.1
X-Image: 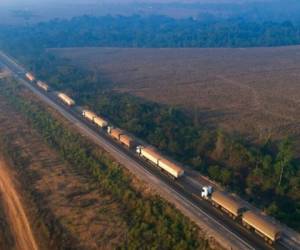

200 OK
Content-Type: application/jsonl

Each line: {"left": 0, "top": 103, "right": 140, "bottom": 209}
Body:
{"left": 0, "top": 157, "right": 38, "bottom": 250}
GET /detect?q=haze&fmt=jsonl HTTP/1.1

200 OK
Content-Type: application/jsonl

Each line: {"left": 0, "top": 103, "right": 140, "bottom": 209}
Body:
{"left": 0, "top": 0, "right": 271, "bottom": 6}
{"left": 0, "top": 0, "right": 297, "bottom": 26}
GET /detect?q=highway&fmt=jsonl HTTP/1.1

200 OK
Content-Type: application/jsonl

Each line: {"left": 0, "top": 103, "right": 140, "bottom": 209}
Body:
{"left": 1, "top": 50, "right": 299, "bottom": 250}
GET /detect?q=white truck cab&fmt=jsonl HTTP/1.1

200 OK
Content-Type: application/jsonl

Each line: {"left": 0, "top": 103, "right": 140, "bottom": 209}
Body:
{"left": 201, "top": 186, "right": 213, "bottom": 199}
{"left": 107, "top": 126, "right": 113, "bottom": 134}
{"left": 136, "top": 145, "right": 143, "bottom": 154}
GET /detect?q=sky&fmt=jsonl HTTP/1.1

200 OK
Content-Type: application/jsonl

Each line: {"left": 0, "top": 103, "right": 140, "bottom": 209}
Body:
{"left": 0, "top": 0, "right": 269, "bottom": 5}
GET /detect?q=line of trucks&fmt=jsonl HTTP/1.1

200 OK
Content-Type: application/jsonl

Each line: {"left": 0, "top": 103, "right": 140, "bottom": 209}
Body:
{"left": 25, "top": 72, "right": 282, "bottom": 245}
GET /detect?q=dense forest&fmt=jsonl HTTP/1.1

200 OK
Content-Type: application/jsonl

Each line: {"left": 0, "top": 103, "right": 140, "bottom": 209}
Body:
{"left": 1, "top": 15, "right": 300, "bottom": 48}
{"left": 146, "top": 0, "right": 300, "bottom": 23}
{"left": 0, "top": 15, "right": 299, "bottom": 231}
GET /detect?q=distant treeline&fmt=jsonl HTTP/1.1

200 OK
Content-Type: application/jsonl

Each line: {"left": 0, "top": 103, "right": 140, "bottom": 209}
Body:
{"left": 1, "top": 15, "right": 300, "bottom": 48}
{"left": 141, "top": 0, "right": 300, "bottom": 23}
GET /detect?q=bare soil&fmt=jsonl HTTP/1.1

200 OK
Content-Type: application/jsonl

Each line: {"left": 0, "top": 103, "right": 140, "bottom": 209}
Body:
{"left": 0, "top": 183, "right": 16, "bottom": 250}
{"left": 0, "top": 68, "right": 10, "bottom": 79}
{"left": 0, "top": 158, "right": 39, "bottom": 250}
{"left": 52, "top": 46, "right": 300, "bottom": 153}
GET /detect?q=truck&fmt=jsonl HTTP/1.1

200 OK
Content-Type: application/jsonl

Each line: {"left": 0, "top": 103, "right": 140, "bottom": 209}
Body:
{"left": 93, "top": 116, "right": 108, "bottom": 128}
{"left": 242, "top": 211, "right": 281, "bottom": 244}
{"left": 25, "top": 72, "right": 35, "bottom": 82}
{"left": 83, "top": 110, "right": 108, "bottom": 128}
{"left": 201, "top": 186, "right": 246, "bottom": 219}
{"left": 36, "top": 80, "right": 49, "bottom": 91}
{"left": 107, "top": 126, "right": 136, "bottom": 148}
{"left": 107, "top": 126, "right": 123, "bottom": 140}
{"left": 201, "top": 186, "right": 281, "bottom": 244}
{"left": 136, "top": 146, "right": 184, "bottom": 179}
{"left": 57, "top": 92, "right": 75, "bottom": 106}
{"left": 82, "top": 110, "right": 97, "bottom": 122}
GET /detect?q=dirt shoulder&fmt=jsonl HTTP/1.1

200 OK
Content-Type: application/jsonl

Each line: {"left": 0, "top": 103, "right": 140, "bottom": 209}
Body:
{"left": 0, "top": 189, "right": 15, "bottom": 249}
{"left": 0, "top": 157, "right": 38, "bottom": 250}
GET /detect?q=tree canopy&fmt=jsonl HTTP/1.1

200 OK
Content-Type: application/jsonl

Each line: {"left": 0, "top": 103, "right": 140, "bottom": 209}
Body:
{"left": 1, "top": 15, "right": 300, "bottom": 49}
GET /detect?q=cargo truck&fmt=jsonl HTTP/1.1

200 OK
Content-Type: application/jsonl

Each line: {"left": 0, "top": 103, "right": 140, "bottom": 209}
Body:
{"left": 242, "top": 211, "right": 281, "bottom": 244}
{"left": 57, "top": 92, "right": 75, "bottom": 106}
{"left": 82, "top": 110, "right": 108, "bottom": 128}
{"left": 136, "top": 146, "right": 184, "bottom": 179}
{"left": 25, "top": 72, "right": 35, "bottom": 82}
{"left": 36, "top": 80, "right": 49, "bottom": 91}
{"left": 93, "top": 116, "right": 108, "bottom": 128}
{"left": 201, "top": 186, "right": 281, "bottom": 244}
{"left": 201, "top": 186, "right": 246, "bottom": 219}
{"left": 107, "top": 126, "right": 136, "bottom": 148}
{"left": 82, "top": 110, "right": 97, "bottom": 122}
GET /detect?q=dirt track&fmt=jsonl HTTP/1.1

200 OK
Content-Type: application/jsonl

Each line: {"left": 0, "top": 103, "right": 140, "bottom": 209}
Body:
{"left": 0, "top": 157, "right": 38, "bottom": 250}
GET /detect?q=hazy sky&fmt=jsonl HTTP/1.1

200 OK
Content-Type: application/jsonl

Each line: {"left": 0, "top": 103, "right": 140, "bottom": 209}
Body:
{"left": 0, "top": 0, "right": 269, "bottom": 5}
{"left": 0, "top": 0, "right": 282, "bottom": 25}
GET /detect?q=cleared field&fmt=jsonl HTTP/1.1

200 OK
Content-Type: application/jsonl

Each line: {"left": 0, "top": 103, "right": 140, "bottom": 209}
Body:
{"left": 52, "top": 46, "right": 300, "bottom": 151}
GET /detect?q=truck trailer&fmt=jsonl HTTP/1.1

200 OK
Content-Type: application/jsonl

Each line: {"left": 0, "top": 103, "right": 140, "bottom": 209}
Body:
{"left": 82, "top": 110, "right": 108, "bottom": 128}
{"left": 36, "top": 80, "right": 49, "bottom": 91}
{"left": 93, "top": 116, "right": 108, "bottom": 128}
{"left": 242, "top": 211, "right": 281, "bottom": 244}
{"left": 201, "top": 186, "right": 246, "bottom": 219}
{"left": 201, "top": 186, "right": 281, "bottom": 244}
{"left": 136, "top": 146, "right": 184, "bottom": 179}
{"left": 25, "top": 72, "right": 35, "bottom": 82}
{"left": 82, "top": 110, "right": 97, "bottom": 122}
{"left": 57, "top": 92, "right": 75, "bottom": 106}
{"left": 107, "top": 126, "right": 136, "bottom": 148}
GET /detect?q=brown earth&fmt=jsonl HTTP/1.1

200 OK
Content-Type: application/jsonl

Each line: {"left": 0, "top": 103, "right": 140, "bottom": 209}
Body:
{"left": 52, "top": 46, "right": 300, "bottom": 153}
{"left": 0, "top": 68, "right": 10, "bottom": 79}
{"left": 0, "top": 157, "right": 38, "bottom": 250}
{"left": 0, "top": 197, "right": 15, "bottom": 249}
{"left": 0, "top": 82, "right": 127, "bottom": 249}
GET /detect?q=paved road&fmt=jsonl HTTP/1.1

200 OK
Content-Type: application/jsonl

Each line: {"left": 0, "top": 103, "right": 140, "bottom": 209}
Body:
{"left": 0, "top": 50, "right": 299, "bottom": 250}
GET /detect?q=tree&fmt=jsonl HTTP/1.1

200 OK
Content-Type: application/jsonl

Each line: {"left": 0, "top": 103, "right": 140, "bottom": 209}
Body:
{"left": 208, "top": 165, "right": 221, "bottom": 181}
{"left": 275, "top": 138, "right": 294, "bottom": 187}
{"left": 211, "top": 129, "right": 226, "bottom": 160}
{"left": 220, "top": 168, "right": 232, "bottom": 185}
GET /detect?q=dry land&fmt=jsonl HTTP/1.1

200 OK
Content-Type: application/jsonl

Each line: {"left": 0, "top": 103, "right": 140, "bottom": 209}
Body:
{"left": 0, "top": 82, "right": 127, "bottom": 249}
{"left": 52, "top": 46, "right": 300, "bottom": 153}
{"left": 0, "top": 158, "right": 38, "bottom": 250}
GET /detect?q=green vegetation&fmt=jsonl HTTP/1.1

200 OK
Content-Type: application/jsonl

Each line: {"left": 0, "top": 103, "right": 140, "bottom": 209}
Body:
{"left": 6, "top": 47, "right": 300, "bottom": 230}
{"left": 0, "top": 80, "right": 208, "bottom": 250}
{"left": 1, "top": 40, "right": 300, "bottom": 230}
{"left": 1, "top": 15, "right": 300, "bottom": 49}
{"left": 80, "top": 92, "right": 300, "bottom": 230}
{"left": 0, "top": 14, "right": 299, "bottom": 231}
